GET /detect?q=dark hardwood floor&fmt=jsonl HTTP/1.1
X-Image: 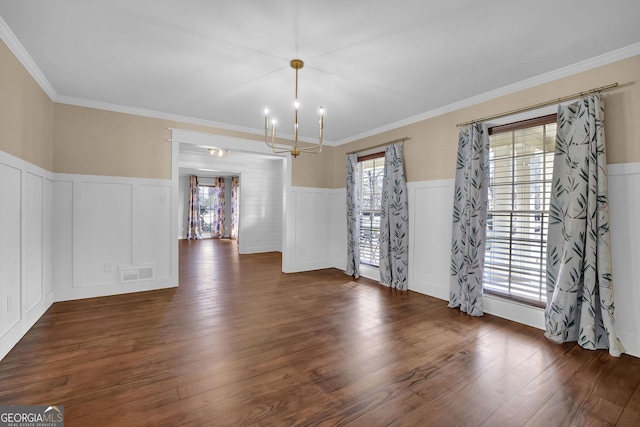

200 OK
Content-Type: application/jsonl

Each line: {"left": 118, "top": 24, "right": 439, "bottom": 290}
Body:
{"left": 1, "top": 239, "right": 639, "bottom": 426}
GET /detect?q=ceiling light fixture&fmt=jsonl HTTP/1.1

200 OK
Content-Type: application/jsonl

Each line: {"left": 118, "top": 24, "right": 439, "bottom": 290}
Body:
{"left": 264, "top": 59, "right": 324, "bottom": 158}
{"left": 208, "top": 148, "right": 228, "bottom": 158}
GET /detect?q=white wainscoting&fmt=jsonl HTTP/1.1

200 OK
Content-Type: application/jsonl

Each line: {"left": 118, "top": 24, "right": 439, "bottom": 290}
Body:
{"left": 608, "top": 162, "right": 640, "bottom": 357}
{"left": 407, "top": 179, "right": 455, "bottom": 302}
{"left": 0, "top": 151, "right": 55, "bottom": 362}
{"left": 282, "top": 187, "right": 344, "bottom": 273}
{"left": 328, "top": 188, "right": 347, "bottom": 272}
{"left": 0, "top": 150, "right": 177, "bottom": 361}
{"left": 54, "top": 173, "right": 176, "bottom": 301}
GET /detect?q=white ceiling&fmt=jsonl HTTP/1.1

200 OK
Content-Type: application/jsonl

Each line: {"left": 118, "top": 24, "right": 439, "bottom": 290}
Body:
{"left": 1, "top": 0, "right": 640, "bottom": 144}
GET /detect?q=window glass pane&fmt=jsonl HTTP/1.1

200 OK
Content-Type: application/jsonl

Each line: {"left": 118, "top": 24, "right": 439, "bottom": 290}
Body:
{"left": 359, "top": 156, "right": 384, "bottom": 267}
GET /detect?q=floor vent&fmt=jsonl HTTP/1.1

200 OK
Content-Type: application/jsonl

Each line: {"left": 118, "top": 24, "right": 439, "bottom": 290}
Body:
{"left": 120, "top": 265, "right": 155, "bottom": 283}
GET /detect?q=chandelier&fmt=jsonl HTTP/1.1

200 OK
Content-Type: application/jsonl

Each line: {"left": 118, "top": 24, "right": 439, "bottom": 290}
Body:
{"left": 264, "top": 59, "right": 324, "bottom": 157}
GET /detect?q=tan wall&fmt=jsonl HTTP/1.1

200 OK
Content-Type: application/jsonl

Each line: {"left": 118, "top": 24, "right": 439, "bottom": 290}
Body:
{"left": 290, "top": 145, "right": 335, "bottom": 188}
{"left": 333, "top": 55, "right": 640, "bottom": 187}
{"left": 0, "top": 39, "right": 53, "bottom": 170}
{"left": 53, "top": 104, "right": 283, "bottom": 180}
{"left": 52, "top": 103, "right": 335, "bottom": 186}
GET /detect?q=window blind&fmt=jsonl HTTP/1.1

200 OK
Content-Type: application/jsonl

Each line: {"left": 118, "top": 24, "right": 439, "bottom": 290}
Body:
{"left": 484, "top": 117, "right": 556, "bottom": 306}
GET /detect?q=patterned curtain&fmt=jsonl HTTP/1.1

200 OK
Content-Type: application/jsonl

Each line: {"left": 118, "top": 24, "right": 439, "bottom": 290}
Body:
{"left": 230, "top": 176, "right": 239, "bottom": 240}
{"left": 379, "top": 143, "right": 409, "bottom": 290}
{"left": 449, "top": 123, "right": 490, "bottom": 316}
{"left": 187, "top": 175, "right": 202, "bottom": 240}
{"left": 211, "top": 177, "right": 225, "bottom": 238}
{"left": 545, "top": 94, "right": 624, "bottom": 357}
{"left": 346, "top": 153, "right": 360, "bottom": 278}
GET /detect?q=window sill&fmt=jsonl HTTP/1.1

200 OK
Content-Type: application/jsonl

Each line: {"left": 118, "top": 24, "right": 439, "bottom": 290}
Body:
{"left": 359, "top": 264, "right": 380, "bottom": 282}
{"left": 482, "top": 293, "right": 545, "bottom": 330}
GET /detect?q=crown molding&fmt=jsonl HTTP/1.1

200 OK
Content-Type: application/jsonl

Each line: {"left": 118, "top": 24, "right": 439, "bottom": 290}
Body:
{"left": 334, "top": 42, "right": 640, "bottom": 146}
{"left": 0, "top": 16, "right": 57, "bottom": 100}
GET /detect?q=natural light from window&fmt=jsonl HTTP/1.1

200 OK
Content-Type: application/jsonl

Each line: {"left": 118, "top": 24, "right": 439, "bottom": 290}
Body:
{"left": 359, "top": 156, "right": 384, "bottom": 267}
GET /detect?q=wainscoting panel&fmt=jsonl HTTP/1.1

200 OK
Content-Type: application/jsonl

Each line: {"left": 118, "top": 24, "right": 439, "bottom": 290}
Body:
{"left": 608, "top": 163, "right": 640, "bottom": 357}
{"left": 134, "top": 184, "right": 172, "bottom": 279}
{"left": 408, "top": 180, "right": 454, "bottom": 301}
{"left": 294, "top": 190, "right": 327, "bottom": 266}
{"left": 24, "top": 172, "right": 44, "bottom": 314}
{"left": 43, "top": 178, "right": 53, "bottom": 297}
{"left": 80, "top": 182, "right": 133, "bottom": 287}
{"left": 0, "top": 161, "right": 22, "bottom": 341}
{"left": 52, "top": 180, "right": 73, "bottom": 291}
{"left": 328, "top": 189, "right": 347, "bottom": 272}
{"left": 283, "top": 187, "right": 337, "bottom": 273}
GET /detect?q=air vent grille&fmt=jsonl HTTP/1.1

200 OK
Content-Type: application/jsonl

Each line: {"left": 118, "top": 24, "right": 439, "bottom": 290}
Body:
{"left": 119, "top": 265, "right": 155, "bottom": 283}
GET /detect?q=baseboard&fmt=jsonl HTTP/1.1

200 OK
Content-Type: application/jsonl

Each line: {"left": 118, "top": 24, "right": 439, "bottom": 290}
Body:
{"left": 55, "top": 279, "right": 178, "bottom": 302}
{"left": 0, "top": 290, "right": 55, "bottom": 362}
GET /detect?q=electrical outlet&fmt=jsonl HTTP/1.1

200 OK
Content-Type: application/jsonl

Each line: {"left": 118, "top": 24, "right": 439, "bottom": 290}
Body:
{"left": 160, "top": 194, "right": 168, "bottom": 204}
{"left": 6, "top": 295, "right": 10, "bottom": 312}
{"left": 425, "top": 264, "right": 432, "bottom": 274}
{"left": 104, "top": 262, "right": 114, "bottom": 272}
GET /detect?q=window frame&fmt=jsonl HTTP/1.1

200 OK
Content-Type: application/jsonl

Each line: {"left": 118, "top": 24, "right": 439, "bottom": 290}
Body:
{"left": 357, "top": 152, "right": 385, "bottom": 267}
{"left": 483, "top": 114, "right": 557, "bottom": 308}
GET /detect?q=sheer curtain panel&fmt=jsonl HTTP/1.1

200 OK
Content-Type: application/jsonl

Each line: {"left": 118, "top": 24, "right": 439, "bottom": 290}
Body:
{"left": 545, "top": 94, "right": 624, "bottom": 357}
{"left": 449, "top": 123, "right": 490, "bottom": 316}
{"left": 378, "top": 143, "right": 409, "bottom": 290}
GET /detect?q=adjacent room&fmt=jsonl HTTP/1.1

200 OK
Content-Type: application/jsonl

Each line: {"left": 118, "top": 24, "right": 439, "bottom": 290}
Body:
{"left": 1, "top": 1, "right": 640, "bottom": 425}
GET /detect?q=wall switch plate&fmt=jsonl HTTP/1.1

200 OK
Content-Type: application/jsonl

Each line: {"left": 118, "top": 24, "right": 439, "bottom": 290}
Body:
{"left": 104, "top": 262, "right": 114, "bottom": 272}
{"left": 160, "top": 194, "right": 168, "bottom": 204}
{"left": 425, "top": 264, "right": 431, "bottom": 274}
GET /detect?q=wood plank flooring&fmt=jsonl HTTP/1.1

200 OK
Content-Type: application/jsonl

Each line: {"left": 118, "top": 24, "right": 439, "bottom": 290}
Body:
{"left": 1, "top": 238, "right": 639, "bottom": 426}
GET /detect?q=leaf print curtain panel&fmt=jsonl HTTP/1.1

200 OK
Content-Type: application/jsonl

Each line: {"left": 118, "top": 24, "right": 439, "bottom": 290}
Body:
{"left": 379, "top": 143, "right": 409, "bottom": 290}
{"left": 230, "top": 176, "right": 239, "bottom": 240}
{"left": 211, "top": 177, "right": 225, "bottom": 238}
{"left": 545, "top": 94, "right": 624, "bottom": 357}
{"left": 346, "top": 153, "right": 360, "bottom": 278}
{"left": 187, "top": 175, "right": 202, "bottom": 240}
{"left": 449, "top": 123, "right": 489, "bottom": 316}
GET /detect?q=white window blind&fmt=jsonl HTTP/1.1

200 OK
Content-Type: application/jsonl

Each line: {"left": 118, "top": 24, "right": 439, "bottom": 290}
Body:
{"left": 484, "top": 116, "right": 556, "bottom": 306}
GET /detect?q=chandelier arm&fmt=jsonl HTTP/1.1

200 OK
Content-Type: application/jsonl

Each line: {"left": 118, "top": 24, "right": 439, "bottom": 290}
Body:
{"left": 297, "top": 145, "right": 323, "bottom": 153}
{"left": 263, "top": 58, "right": 324, "bottom": 158}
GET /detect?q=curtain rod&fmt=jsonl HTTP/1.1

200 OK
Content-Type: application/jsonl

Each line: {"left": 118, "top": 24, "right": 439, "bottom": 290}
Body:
{"left": 346, "top": 137, "right": 410, "bottom": 155}
{"left": 456, "top": 82, "right": 618, "bottom": 127}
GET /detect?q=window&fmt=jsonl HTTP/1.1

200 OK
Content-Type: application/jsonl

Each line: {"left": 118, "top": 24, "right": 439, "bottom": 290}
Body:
{"left": 358, "top": 154, "right": 385, "bottom": 266}
{"left": 484, "top": 115, "right": 556, "bottom": 307}
{"left": 198, "top": 185, "right": 214, "bottom": 236}
{"left": 198, "top": 185, "right": 222, "bottom": 238}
